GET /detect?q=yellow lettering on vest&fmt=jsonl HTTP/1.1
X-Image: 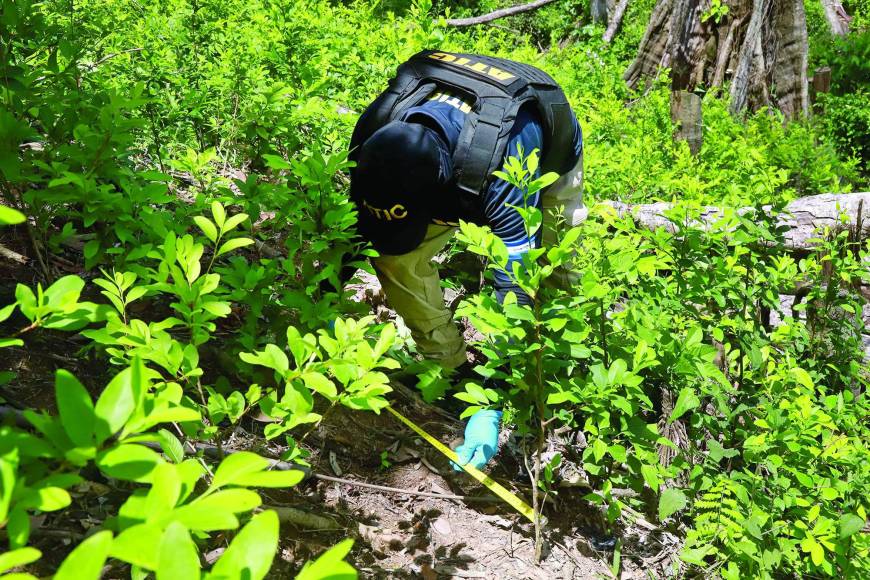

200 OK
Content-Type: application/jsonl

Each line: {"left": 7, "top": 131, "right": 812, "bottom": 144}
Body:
{"left": 429, "top": 52, "right": 455, "bottom": 62}
{"left": 427, "top": 52, "right": 516, "bottom": 83}
{"left": 390, "top": 204, "right": 408, "bottom": 219}
{"left": 487, "top": 66, "right": 515, "bottom": 81}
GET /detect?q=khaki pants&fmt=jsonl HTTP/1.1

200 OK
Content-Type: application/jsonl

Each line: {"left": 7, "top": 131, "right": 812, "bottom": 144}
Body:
{"left": 373, "top": 153, "right": 585, "bottom": 370}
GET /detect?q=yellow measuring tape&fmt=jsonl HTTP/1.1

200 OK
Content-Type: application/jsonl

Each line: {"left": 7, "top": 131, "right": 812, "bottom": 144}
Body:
{"left": 385, "top": 406, "right": 536, "bottom": 523}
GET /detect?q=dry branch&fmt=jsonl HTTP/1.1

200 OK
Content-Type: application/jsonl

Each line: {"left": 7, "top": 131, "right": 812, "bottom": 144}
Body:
{"left": 445, "top": 0, "right": 560, "bottom": 27}
{"left": 600, "top": 192, "right": 870, "bottom": 251}
{"left": 602, "top": 0, "right": 630, "bottom": 43}
{"left": 0, "top": 243, "right": 28, "bottom": 264}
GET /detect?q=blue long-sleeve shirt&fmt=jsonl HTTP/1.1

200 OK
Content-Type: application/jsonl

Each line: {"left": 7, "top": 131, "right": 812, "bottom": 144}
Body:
{"left": 396, "top": 89, "right": 582, "bottom": 303}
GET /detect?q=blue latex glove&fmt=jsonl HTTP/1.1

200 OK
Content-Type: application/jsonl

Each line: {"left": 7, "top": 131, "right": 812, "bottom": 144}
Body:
{"left": 452, "top": 409, "right": 502, "bottom": 471}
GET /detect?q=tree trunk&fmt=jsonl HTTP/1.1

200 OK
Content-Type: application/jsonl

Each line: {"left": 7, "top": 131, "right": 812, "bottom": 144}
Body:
{"left": 728, "top": 0, "right": 770, "bottom": 115}
{"left": 623, "top": 0, "right": 673, "bottom": 89}
{"left": 769, "top": 0, "right": 809, "bottom": 119}
{"left": 820, "top": 0, "right": 851, "bottom": 36}
{"left": 602, "top": 0, "right": 631, "bottom": 43}
{"left": 627, "top": 0, "right": 810, "bottom": 120}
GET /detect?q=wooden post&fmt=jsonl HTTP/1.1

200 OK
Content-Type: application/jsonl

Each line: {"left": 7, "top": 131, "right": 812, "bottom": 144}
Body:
{"left": 810, "top": 66, "right": 833, "bottom": 113}
{"left": 671, "top": 90, "right": 703, "bottom": 155}
{"left": 591, "top": 0, "right": 609, "bottom": 24}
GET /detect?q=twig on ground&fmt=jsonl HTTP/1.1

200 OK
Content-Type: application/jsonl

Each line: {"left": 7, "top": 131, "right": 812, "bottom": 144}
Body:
{"left": 0, "top": 243, "right": 28, "bottom": 264}
{"left": 445, "top": 0, "right": 560, "bottom": 27}
{"left": 264, "top": 505, "right": 343, "bottom": 530}
{"left": 315, "top": 473, "right": 498, "bottom": 502}
{"left": 621, "top": 506, "right": 657, "bottom": 531}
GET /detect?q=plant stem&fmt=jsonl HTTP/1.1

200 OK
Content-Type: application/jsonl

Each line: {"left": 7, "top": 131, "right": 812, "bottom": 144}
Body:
{"left": 532, "top": 301, "right": 546, "bottom": 561}
{"left": 14, "top": 321, "right": 40, "bottom": 336}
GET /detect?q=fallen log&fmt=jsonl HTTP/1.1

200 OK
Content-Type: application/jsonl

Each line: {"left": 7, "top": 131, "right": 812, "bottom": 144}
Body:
{"left": 599, "top": 191, "right": 869, "bottom": 251}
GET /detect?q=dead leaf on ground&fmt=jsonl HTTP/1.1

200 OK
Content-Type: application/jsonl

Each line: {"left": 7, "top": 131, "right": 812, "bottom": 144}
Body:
{"left": 432, "top": 516, "right": 453, "bottom": 537}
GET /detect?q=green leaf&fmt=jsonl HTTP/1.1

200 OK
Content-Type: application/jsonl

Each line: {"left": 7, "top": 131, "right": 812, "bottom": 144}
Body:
{"left": 0, "top": 204, "right": 26, "bottom": 225}
{"left": 302, "top": 372, "right": 337, "bottom": 399}
{"left": 6, "top": 507, "right": 29, "bottom": 549}
{"left": 43, "top": 275, "right": 84, "bottom": 309}
{"left": 791, "top": 367, "right": 814, "bottom": 389}
{"left": 173, "top": 489, "right": 261, "bottom": 531}
{"left": 0, "top": 303, "right": 17, "bottom": 323}
{"left": 96, "top": 444, "right": 164, "bottom": 482}
{"left": 233, "top": 468, "right": 306, "bottom": 488}
{"left": 55, "top": 530, "right": 113, "bottom": 580}
{"left": 465, "top": 383, "right": 489, "bottom": 405}
{"left": 212, "top": 452, "right": 270, "bottom": 488}
{"left": 55, "top": 369, "right": 95, "bottom": 447}
{"left": 110, "top": 523, "right": 162, "bottom": 570}
{"left": 201, "top": 300, "right": 231, "bottom": 317}
{"left": 19, "top": 486, "right": 71, "bottom": 511}
{"left": 222, "top": 213, "right": 249, "bottom": 232}
{"left": 158, "top": 429, "right": 186, "bottom": 464}
{"left": 193, "top": 216, "right": 217, "bottom": 243}
{"left": 0, "top": 547, "right": 41, "bottom": 574}
{"left": 83, "top": 239, "right": 100, "bottom": 260}
{"left": 94, "top": 360, "right": 146, "bottom": 444}
{"left": 658, "top": 488, "right": 688, "bottom": 521}
{"left": 145, "top": 463, "right": 182, "bottom": 515}
{"left": 211, "top": 201, "right": 226, "bottom": 229}
{"left": 669, "top": 387, "right": 700, "bottom": 423}
{"left": 262, "top": 154, "right": 292, "bottom": 170}
{"left": 801, "top": 536, "right": 824, "bottom": 566}
{"left": 839, "top": 513, "right": 865, "bottom": 539}
{"left": 210, "top": 511, "right": 278, "bottom": 580}
{"left": 707, "top": 440, "right": 739, "bottom": 463}
{"left": 240, "top": 344, "right": 289, "bottom": 375}
{"left": 295, "top": 539, "right": 357, "bottom": 580}
{"left": 216, "top": 237, "right": 254, "bottom": 257}
{"left": 157, "top": 522, "right": 201, "bottom": 580}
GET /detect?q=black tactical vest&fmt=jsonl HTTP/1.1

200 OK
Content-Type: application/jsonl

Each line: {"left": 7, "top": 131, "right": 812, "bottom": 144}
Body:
{"left": 351, "top": 50, "right": 576, "bottom": 197}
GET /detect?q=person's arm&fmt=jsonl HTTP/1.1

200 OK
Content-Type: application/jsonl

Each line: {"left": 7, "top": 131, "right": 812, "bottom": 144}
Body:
{"left": 451, "top": 109, "right": 545, "bottom": 473}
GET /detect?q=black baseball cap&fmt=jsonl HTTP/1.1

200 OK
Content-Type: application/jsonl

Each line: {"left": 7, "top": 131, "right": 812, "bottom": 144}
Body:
{"left": 351, "top": 120, "right": 451, "bottom": 255}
